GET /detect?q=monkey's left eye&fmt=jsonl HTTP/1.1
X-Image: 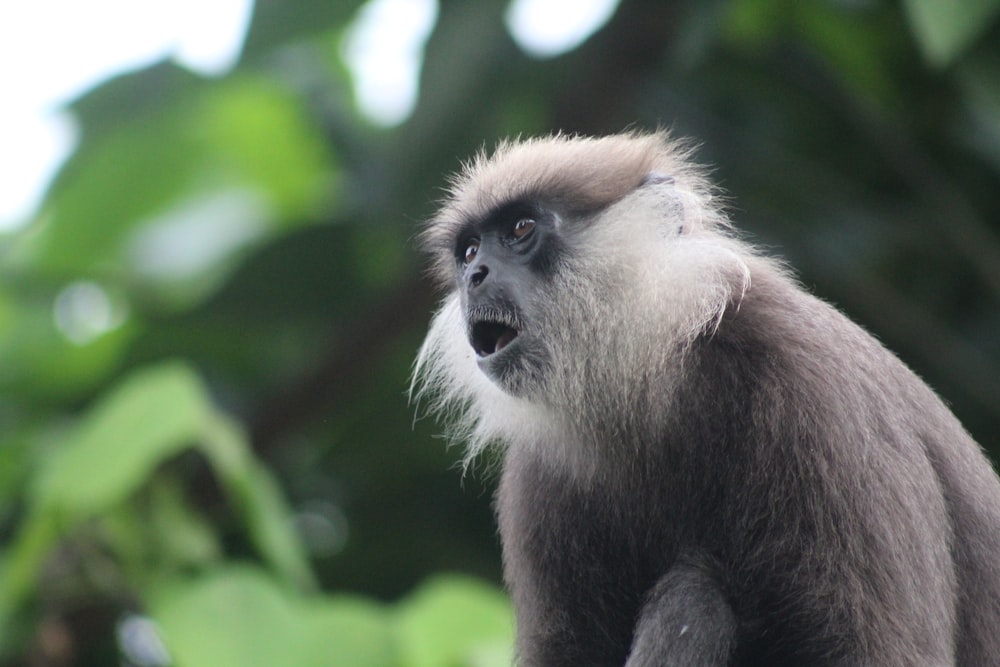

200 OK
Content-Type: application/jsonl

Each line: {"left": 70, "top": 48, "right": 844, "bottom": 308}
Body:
{"left": 463, "top": 240, "right": 480, "bottom": 265}
{"left": 512, "top": 218, "right": 535, "bottom": 240}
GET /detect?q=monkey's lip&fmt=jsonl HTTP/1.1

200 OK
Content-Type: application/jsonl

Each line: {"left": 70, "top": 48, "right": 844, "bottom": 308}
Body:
{"left": 469, "top": 310, "right": 521, "bottom": 358}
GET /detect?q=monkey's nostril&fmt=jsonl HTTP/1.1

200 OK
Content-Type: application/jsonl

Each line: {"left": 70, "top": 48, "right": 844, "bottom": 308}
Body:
{"left": 471, "top": 265, "right": 489, "bottom": 287}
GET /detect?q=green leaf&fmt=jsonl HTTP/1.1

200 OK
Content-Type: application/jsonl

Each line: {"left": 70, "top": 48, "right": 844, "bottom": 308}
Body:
{"left": 1, "top": 363, "right": 209, "bottom": 641}
{"left": 69, "top": 62, "right": 206, "bottom": 142}
{"left": 394, "top": 575, "right": 514, "bottom": 667}
{"left": 902, "top": 0, "right": 1000, "bottom": 67}
{"left": 151, "top": 566, "right": 394, "bottom": 667}
{"left": 31, "top": 362, "right": 208, "bottom": 515}
{"left": 0, "top": 288, "right": 135, "bottom": 402}
{"left": 19, "top": 72, "right": 335, "bottom": 280}
{"left": 303, "top": 596, "right": 394, "bottom": 667}
{"left": 199, "top": 416, "right": 317, "bottom": 592}
{"left": 723, "top": 0, "right": 786, "bottom": 48}
{"left": 151, "top": 566, "right": 302, "bottom": 667}
{"left": 148, "top": 480, "right": 222, "bottom": 568}
{"left": 0, "top": 508, "right": 60, "bottom": 642}
{"left": 23, "top": 109, "right": 205, "bottom": 273}
{"left": 199, "top": 76, "right": 338, "bottom": 221}
{"left": 242, "top": 0, "right": 363, "bottom": 57}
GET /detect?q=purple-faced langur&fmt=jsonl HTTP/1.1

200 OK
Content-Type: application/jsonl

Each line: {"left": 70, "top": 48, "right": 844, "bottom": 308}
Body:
{"left": 412, "top": 132, "right": 1000, "bottom": 666}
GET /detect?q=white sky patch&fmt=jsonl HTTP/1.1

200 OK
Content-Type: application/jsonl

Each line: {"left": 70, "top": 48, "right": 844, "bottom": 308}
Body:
{"left": 0, "top": 0, "right": 620, "bottom": 232}
{"left": 342, "top": 0, "right": 439, "bottom": 127}
{"left": 505, "top": 0, "right": 621, "bottom": 58}
{"left": 0, "top": 0, "right": 253, "bottom": 231}
{"left": 0, "top": 110, "right": 79, "bottom": 229}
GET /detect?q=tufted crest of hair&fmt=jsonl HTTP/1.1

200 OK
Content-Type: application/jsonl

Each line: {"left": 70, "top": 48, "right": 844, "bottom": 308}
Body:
{"left": 421, "top": 131, "right": 728, "bottom": 286}
{"left": 412, "top": 131, "right": 761, "bottom": 470}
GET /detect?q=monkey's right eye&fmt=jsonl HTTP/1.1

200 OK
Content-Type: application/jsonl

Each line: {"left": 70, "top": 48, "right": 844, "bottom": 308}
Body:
{"left": 463, "top": 240, "right": 480, "bottom": 265}
{"left": 512, "top": 218, "right": 535, "bottom": 239}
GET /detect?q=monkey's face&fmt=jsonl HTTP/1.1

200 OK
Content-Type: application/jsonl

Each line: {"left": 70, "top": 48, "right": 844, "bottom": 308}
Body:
{"left": 446, "top": 178, "right": 708, "bottom": 402}
{"left": 452, "top": 198, "right": 570, "bottom": 394}
{"left": 414, "top": 134, "right": 751, "bottom": 457}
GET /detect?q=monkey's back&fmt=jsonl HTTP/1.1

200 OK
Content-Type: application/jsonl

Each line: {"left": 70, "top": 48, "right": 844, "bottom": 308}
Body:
{"left": 697, "top": 266, "right": 1000, "bottom": 664}
{"left": 498, "top": 263, "right": 1000, "bottom": 666}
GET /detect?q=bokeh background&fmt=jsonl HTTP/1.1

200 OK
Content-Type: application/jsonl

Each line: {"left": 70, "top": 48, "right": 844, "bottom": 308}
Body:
{"left": 2, "top": 0, "right": 999, "bottom": 665}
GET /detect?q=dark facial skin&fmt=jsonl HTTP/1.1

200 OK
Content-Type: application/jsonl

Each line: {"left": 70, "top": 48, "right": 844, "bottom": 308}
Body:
{"left": 454, "top": 199, "right": 564, "bottom": 393}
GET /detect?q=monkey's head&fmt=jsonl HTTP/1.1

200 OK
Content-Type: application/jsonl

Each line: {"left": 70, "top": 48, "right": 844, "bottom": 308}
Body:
{"left": 413, "top": 132, "right": 752, "bottom": 459}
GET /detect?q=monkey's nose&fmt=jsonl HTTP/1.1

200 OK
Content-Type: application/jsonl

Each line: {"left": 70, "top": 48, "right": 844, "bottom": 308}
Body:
{"left": 470, "top": 265, "right": 489, "bottom": 288}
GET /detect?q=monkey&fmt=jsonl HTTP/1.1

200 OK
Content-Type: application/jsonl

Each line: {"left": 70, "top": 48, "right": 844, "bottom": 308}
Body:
{"left": 411, "top": 132, "right": 1000, "bottom": 666}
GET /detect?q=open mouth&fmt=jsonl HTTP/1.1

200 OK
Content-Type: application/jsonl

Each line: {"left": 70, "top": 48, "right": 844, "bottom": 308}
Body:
{"left": 469, "top": 309, "right": 520, "bottom": 358}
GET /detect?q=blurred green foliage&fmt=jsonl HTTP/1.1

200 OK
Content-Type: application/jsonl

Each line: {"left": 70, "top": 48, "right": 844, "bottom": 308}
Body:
{"left": 2, "top": 0, "right": 999, "bottom": 664}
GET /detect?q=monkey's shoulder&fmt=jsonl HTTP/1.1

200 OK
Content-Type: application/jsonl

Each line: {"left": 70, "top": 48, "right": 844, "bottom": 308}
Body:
{"left": 676, "top": 270, "right": 971, "bottom": 458}
{"left": 697, "top": 271, "right": 919, "bottom": 403}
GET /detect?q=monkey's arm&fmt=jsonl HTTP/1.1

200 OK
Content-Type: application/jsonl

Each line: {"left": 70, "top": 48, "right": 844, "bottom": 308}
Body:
{"left": 625, "top": 562, "right": 736, "bottom": 667}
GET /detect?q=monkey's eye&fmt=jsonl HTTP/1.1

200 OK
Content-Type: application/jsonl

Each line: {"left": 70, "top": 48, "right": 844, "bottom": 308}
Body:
{"left": 463, "top": 240, "right": 480, "bottom": 265}
{"left": 512, "top": 218, "right": 535, "bottom": 240}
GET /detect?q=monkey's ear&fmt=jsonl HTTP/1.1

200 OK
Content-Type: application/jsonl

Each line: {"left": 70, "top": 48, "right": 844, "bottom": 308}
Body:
{"left": 640, "top": 171, "right": 675, "bottom": 187}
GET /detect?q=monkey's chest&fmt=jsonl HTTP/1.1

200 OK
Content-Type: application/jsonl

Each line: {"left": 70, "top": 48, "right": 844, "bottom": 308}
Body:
{"left": 498, "top": 461, "right": 681, "bottom": 663}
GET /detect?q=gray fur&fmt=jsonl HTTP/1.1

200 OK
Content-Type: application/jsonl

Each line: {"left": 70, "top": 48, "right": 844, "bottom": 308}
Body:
{"left": 413, "top": 132, "right": 1000, "bottom": 666}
